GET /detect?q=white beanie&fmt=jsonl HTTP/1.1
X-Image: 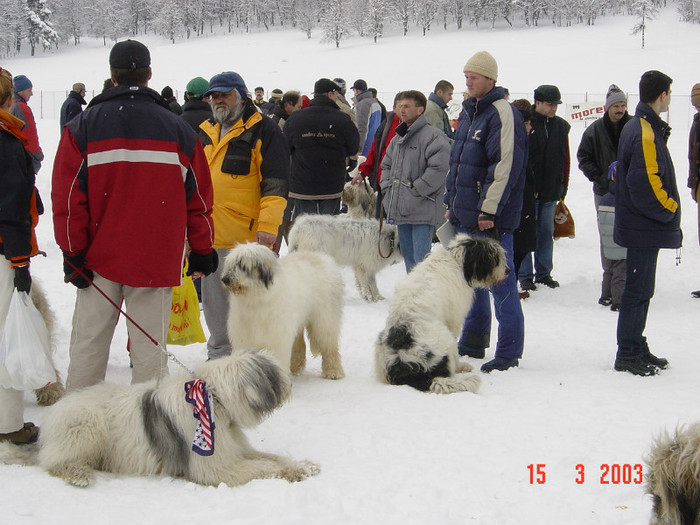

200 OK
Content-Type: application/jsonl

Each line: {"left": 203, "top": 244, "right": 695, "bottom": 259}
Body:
{"left": 463, "top": 51, "right": 498, "bottom": 81}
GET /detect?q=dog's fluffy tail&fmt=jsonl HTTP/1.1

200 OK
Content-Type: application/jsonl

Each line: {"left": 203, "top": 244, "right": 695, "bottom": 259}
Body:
{"left": 0, "top": 442, "right": 39, "bottom": 466}
{"left": 429, "top": 374, "right": 481, "bottom": 395}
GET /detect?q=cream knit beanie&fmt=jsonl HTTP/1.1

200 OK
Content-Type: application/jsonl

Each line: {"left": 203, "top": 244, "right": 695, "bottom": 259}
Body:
{"left": 463, "top": 51, "right": 498, "bottom": 81}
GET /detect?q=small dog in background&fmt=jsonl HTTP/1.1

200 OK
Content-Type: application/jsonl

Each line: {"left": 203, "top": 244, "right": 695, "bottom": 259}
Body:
{"left": 646, "top": 423, "right": 700, "bottom": 525}
{"left": 342, "top": 180, "right": 377, "bottom": 220}
{"left": 375, "top": 234, "right": 508, "bottom": 394}
{"left": 29, "top": 281, "right": 65, "bottom": 406}
{"left": 288, "top": 214, "right": 401, "bottom": 302}
{"left": 221, "top": 243, "right": 345, "bottom": 379}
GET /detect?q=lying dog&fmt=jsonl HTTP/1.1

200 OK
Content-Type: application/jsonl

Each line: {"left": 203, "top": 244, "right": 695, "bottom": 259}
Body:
{"left": 288, "top": 214, "right": 402, "bottom": 302}
{"left": 221, "top": 243, "right": 345, "bottom": 379}
{"left": 0, "top": 349, "right": 319, "bottom": 487}
{"left": 375, "top": 234, "right": 508, "bottom": 394}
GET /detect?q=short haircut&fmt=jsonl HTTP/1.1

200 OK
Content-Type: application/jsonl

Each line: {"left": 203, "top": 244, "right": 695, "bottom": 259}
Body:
{"left": 511, "top": 98, "right": 532, "bottom": 122}
{"left": 111, "top": 67, "right": 150, "bottom": 87}
{"left": 254, "top": 86, "right": 264, "bottom": 92}
{"left": 280, "top": 90, "right": 301, "bottom": 108}
{"left": 434, "top": 80, "right": 454, "bottom": 93}
{"left": 639, "top": 70, "right": 673, "bottom": 104}
{"left": 369, "top": 87, "right": 377, "bottom": 97}
{"left": 397, "top": 90, "right": 427, "bottom": 109}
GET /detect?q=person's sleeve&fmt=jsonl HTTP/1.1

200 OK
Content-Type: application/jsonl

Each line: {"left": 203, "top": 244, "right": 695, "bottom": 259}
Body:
{"left": 258, "top": 120, "right": 290, "bottom": 235}
{"left": 577, "top": 126, "right": 603, "bottom": 182}
{"left": 480, "top": 102, "right": 518, "bottom": 217}
{"left": 184, "top": 139, "right": 215, "bottom": 255}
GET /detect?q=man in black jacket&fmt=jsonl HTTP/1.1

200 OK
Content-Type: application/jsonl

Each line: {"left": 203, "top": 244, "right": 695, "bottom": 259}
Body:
{"left": 577, "top": 84, "right": 630, "bottom": 309}
{"left": 284, "top": 78, "right": 359, "bottom": 216}
{"left": 59, "top": 82, "right": 86, "bottom": 128}
{"left": 518, "top": 84, "right": 570, "bottom": 291}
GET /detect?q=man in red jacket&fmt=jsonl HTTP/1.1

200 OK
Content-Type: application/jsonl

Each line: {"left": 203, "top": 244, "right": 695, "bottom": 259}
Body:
{"left": 10, "top": 75, "right": 43, "bottom": 174}
{"left": 52, "top": 40, "right": 216, "bottom": 391}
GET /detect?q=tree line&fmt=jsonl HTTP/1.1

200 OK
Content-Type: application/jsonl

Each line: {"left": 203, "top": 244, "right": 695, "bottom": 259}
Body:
{"left": 0, "top": 0, "right": 678, "bottom": 57}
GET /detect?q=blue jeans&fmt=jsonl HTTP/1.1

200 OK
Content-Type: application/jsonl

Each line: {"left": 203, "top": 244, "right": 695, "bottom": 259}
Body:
{"left": 291, "top": 198, "right": 341, "bottom": 217}
{"left": 458, "top": 230, "right": 524, "bottom": 360}
{"left": 616, "top": 248, "right": 658, "bottom": 360}
{"left": 396, "top": 224, "right": 434, "bottom": 273}
{"left": 518, "top": 199, "right": 556, "bottom": 282}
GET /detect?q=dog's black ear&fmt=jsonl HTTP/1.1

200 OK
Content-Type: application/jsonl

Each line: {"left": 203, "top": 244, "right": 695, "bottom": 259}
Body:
{"left": 461, "top": 239, "right": 498, "bottom": 286}
{"left": 254, "top": 260, "right": 274, "bottom": 288}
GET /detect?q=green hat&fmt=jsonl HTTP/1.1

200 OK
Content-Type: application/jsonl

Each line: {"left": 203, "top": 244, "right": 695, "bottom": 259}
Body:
{"left": 186, "top": 77, "right": 209, "bottom": 98}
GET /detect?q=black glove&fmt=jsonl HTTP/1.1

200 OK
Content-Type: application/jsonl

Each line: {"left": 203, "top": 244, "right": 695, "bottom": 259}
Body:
{"left": 63, "top": 253, "right": 93, "bottom": 289}
{"left": 187, "top": 250, "right": 218, "bottom": 277}
{"left": 346, "top": 159, "right": 358, "bottom": 173}
{"left": 13, "top": 265, "right": 31, "bottom": 293}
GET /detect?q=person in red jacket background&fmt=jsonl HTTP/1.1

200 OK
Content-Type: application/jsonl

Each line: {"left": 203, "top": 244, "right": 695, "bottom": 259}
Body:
{"left": 10, "top": 74, "right": 43, "bottom": 175}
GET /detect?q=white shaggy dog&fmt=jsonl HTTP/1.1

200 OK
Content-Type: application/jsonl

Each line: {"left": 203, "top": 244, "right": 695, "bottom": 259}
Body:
{"left": 0, "top": 350, "right": 319, "bottom": 487}
{"left": 342, "top": 180, "right": 377, "bottom": 219}
{"left": 375, "top": 234, "right": 508, "bottom": 394}
{"left": 288, "top": 214, "right": 402, "bottom": 302}
{"left": 221, "top": 243, "right": 345, "bottom": 379}
{"left": 646, "top": 423, "right": 700, "bottom": 524}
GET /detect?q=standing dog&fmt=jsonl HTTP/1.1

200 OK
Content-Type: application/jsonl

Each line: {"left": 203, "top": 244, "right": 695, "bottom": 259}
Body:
{"left": 375, "top": 234, "right": 508, "bottom": 394}
{"left": 342, "top": 181, "right": 377, "bottom": 219}
{"left": 646, "top": 424, "right": 700, "bottom": 524}
{"left": 221, "top": 243, "right": 344, "bottom": 379}
{"left": 0, "top": 350, "right": 319, "bottom": 487}
{"left": 288, "top": 214, "right": 402, "bottom": 302}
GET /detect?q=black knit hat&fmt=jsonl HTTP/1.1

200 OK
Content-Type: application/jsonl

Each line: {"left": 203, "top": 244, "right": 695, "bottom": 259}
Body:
{"left": 109, "top": 40, "right": 151, "bottom": 71}
{"left": 313, "top": 78, "right": 339, "bottom": 95}
{"left": 533, "top": 85, "right": 562, "bottom": 104}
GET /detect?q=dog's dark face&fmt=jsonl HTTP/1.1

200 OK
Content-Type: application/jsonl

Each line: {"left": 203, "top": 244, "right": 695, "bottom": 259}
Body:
{"left": 221, "top": 243, "right": 277, "bottom": 295}
{"left": 449, "top": 234, "right": 508, "bottom": 287}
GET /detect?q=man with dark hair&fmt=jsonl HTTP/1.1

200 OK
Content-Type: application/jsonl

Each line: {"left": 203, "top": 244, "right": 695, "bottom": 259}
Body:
{"left": 161, "top": 85, "right": 182, "bottom": 115}
{"left": 518, "top": 84, "right": 570, "bottom": 291}
{"left": 613, "top": 70, "right": 680, "bottom": 376}
{"left": 577, "top": 84, "right": 631, "bottom": 310}
{"left": 380, "top": 89, "right": 450, "bottom": 273}
{"left": 52, "top": 39, "right": 217, "bottom": 390}
{"left": 351, "top": 79, "right": 382, "bottom": 156}
{"left": 444, "top": 51, "right": 527, "bottom": 373}
{"left": 284, "top": 78, "right": 359, "bottom": 217}
{"left": 253, "top": 86, "right": 274, "bottom": 114}
{"left": 424, "top": 79, "right": 455, "bottom": 141}
{"left": 198, "top": 71, "right": 290, "bottom": 360}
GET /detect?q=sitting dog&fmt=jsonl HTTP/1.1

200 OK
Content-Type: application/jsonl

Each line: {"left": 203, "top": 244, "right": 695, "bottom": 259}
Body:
{"left": 342, "top": 180, "right": 377, "bottom": 219}
{"left": 375, "top": 234, "right": 508, "bottom": 394}
{"left": 646, "top": 423, "right": 700, "bottom": 524}
{"left": 0, "top": 349, "right": 320, "bottom": 487}
{"left": 221, "top": 243, "right": 344, "bottom": 379}
{"left": 288, "top": 214, "right": 402, "bottom": 302}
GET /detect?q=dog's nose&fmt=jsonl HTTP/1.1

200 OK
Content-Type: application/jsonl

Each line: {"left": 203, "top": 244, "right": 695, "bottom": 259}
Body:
{"left": 221, "top": 275, "right": 230, "bottom": 286}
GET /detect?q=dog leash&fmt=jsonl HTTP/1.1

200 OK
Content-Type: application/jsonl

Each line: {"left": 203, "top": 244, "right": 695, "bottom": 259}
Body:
{"left": 377, "top": 203, "right": 395, "bottom": 259}
{"left": 64, "top": 258, "right": 195, "bottom": 376}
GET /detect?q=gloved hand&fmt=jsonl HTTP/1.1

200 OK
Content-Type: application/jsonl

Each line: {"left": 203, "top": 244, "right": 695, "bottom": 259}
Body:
{"left": 13, "top": 265, "right": 31, "bottom": 293}
{"left": 187, "top": 250, "right": 219, "bottom": 277}
{"left": 63, "top": 253, "right": 93, "bottom": 289}
{"left": 346, "top": 158, "right": 358, "bottom": 173}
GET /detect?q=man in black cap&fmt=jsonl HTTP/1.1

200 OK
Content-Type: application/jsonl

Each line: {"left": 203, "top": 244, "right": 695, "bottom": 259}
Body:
{"left": 518, "top": 84, "right": 571, "bottom": 292}
{"left": 351, "top": 78, "right": 382, "bottom": 156}
{"left": 52, "top": 39, "right": 217, "bottom": 391}
{"left": 284, "top": 78, "right": 359, "bottom": 217}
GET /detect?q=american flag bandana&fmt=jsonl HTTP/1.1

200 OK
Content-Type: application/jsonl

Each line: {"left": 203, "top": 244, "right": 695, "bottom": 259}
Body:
{"left": 184, "top": 379, "right": 215, "bottom": 456}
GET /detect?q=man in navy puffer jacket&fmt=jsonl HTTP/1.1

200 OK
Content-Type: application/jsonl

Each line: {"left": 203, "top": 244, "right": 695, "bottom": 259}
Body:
{"left": 444, "top": 51, "right": 527, "bottom": 373}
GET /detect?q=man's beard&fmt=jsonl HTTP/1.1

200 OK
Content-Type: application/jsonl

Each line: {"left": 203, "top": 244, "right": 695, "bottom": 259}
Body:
{"left": 213, "top": 99, "right": 244, "bottom": 125}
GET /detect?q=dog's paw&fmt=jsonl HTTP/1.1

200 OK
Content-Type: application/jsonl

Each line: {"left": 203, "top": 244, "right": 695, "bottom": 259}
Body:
{"left": 429, "top": 374, "right": 481, "bottom": 395}
{"left": 34, "top": 382, "right": 65, "bottom": 406}
{"left": 48, "top": 463, "right": 95, "bottom": 487}
{"left": 455, "top": 362, "right": 474, "bottom": 373}
{"left": 282, "top": 460, "right": 320, "bottom": 482}
{"left": 321, "top": 367, "right": 345, "bottom": 380}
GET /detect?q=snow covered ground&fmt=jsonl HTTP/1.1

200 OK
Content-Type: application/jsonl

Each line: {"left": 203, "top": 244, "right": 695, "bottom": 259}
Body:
{"left": 2, "top": 8, "right": 700, "bottom": 524}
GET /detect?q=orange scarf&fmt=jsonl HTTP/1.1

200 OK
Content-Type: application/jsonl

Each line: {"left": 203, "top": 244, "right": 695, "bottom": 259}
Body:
{"left": 0, "top": 107, "right": 29, "bottom": 147}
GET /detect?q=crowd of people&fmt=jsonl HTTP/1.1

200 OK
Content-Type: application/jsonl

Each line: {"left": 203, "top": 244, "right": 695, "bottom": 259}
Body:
{"left": 0, "top": 39, "right": 691, "bottom": 444}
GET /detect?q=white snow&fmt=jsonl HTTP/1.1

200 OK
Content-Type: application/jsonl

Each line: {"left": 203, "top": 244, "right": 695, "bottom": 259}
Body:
{"left": 2, "top": 9, "right": 700, "bottom": 524}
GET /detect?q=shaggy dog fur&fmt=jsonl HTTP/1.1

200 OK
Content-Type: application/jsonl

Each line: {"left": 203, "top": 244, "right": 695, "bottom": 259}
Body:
{"left": 375, "top": 234, "right": 508, "bottom": 394}
{"left": 342, "top": 181, "right": 377, "bottom": 219}
{"left": 288, "top": 214, "right": 402, "bottom": 302}
{"left": 0, "top": 350, "right": 319, "bottom": 487}
{"left": 29, "top": 281, "right": 65, "bottom": 406}
{"left": 221, "top": 243, "right": 345, "bottom": 379}
{"left": 646, "top": 423, "right": 700, "bottom": 525}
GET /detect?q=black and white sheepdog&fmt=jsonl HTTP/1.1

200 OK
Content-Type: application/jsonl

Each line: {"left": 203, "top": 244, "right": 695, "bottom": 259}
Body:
{"left": 375, "top": 234, "right": 508, "bottom": 394}
{"left": 288, "top": 214, "right": 402, "bottom": 302}
{"left": 0, "top": 350, "right": 319, "bottom": 487}
{"left": 646, "top": 423, "right": 700, "bottom": 525}
{"left": 221, "top": 242, "right": 345, "bottom": 379}
{"left": 341, "top": 180, "right": 377, "bottom": 219}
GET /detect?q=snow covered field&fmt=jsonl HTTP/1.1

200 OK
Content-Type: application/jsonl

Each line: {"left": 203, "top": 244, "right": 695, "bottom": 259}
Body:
{"left": 2, "top": 8, "right": 700, "bottom": 524}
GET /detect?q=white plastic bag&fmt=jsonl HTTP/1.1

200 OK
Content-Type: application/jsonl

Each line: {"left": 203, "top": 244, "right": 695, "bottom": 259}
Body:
{"left": 0, "top": 290, "right": 56, "bottom": 390}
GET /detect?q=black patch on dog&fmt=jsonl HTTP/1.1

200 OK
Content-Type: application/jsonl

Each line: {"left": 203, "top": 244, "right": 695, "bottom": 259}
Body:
{"left": 141, "top": 390, "right": 190, "bottom": 477}
{"left": 461, "top": 239, "right": 498, "bottom": 285}
{"left": 255, "top": 262, "right": 274, "bottom": 289}
{"left": 675, "top": 491, "right": 699, "bottom": 525}
{"left": 386, "top": 355, "right": 450, "bottom": 392}
{"left": 385, "top": 325, "right": 414, "bottom": 351}
{"left": 246, "top": 354, "right": 287, "bottom": 415}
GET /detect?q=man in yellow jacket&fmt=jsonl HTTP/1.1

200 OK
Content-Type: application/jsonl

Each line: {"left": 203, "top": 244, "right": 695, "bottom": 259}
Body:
{"left": 199, "top": 71, "right": 290, "bottom": 359}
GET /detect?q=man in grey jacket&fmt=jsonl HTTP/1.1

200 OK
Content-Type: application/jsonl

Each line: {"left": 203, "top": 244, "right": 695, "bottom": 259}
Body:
{"left": 380, "top": 90, "right": 450, "bottom": 273}
{"left": 424, "top": 80, "right": 455, "bottom": 142}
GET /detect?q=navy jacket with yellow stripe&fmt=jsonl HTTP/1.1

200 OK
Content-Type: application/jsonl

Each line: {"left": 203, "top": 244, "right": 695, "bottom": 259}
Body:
{"left": 614, "top": 102, "right": 681, "bottom": 249}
